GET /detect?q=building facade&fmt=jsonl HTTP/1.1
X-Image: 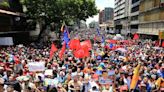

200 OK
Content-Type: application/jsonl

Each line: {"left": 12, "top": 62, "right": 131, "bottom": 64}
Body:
{"left": 99, "top": 10, "right": 105, "bottom": 24}
{"left": 99, "top": 7, "right": 114, "bottom": 30}
{"left": 104, "top": 7, "right": 114, "bottom": 22}
{"left": 138, "top": 0, "right": 164, "bottom": 39}
{"left": 114, "top": 0, "right": 130, "bottom": 34}
{"left": 130, "top": 0, "right": 140, "bottom": 33}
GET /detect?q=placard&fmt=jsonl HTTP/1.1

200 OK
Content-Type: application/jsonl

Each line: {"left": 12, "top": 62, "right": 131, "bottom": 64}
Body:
{"left": 99, "top": 77, "right": 112, "bottom": 85}
{"left": 44, "top": 69, "right": 53, "bottom": 76}
{"left": 108, "top": 70, "right": 115, "bottom": 76}
{"left": 28, "top": 62, "right": 45, "bottom": 72}
{"left": 44, "top": 78, "right": 59, "bottom": 86}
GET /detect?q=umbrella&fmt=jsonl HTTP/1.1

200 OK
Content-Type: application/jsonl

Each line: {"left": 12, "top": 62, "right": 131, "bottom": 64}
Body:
{"left": 18, "top": 44, "right": 24, "bottom": 48}
{"left": 113, "top": 34, "right": 124, "bottom": 40}
{"left": 115, "top": 48, "right": 127, "bottom": 53}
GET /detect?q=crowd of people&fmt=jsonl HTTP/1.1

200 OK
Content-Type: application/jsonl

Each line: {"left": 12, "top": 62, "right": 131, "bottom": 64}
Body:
{"left": 0, "top": 30, "right": 164, "bottom": 92}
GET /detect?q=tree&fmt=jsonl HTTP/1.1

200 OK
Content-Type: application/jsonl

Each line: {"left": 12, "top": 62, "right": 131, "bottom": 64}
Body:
{"left": 22, "top": 0, "right": 98, "bottom": 40}
{"left": 0, "top": 0, "right": 9, "bottom": 7}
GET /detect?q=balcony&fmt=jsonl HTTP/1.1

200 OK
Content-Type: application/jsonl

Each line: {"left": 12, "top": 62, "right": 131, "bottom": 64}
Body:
{"left": 131, "top": 0, "right": 140, "bottom": 8}
{"left": 130, "top": 20, "right": 139, "bottom": 25}
{"left": 130, "top": 11, "right": 139, "bottom": 16}
{"left": 139, "top": 6, "right": 160, "bottom": 14}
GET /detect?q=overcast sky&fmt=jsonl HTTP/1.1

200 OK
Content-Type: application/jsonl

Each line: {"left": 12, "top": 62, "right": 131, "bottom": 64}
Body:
{"left": 86, "top": 0, "right": 114, "bottom": 25}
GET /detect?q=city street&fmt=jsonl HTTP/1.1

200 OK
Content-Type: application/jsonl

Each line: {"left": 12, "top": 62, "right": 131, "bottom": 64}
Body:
{"left": 0, "top": 0, "right": 164, "bottom": 92}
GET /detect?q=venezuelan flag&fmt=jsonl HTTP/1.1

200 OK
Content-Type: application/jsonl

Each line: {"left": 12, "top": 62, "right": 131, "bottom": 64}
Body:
{"left": 130, "top": 64, "right": 141, "bottom": 89}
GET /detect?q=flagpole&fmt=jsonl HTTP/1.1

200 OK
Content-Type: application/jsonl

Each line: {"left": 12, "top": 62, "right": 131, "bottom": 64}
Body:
{"left": 159, "top": 30, "right": 161, "bottom": 47}
{"left": 159, "top": 39, "right": 161, "bottom": 47}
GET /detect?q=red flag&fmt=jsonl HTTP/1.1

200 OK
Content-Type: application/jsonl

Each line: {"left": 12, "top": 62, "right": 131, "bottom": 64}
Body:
{"left": 69, "top": 39, "right": 80, "bottom": 50}
{"left": 80, "top": 40, "right": 92, "bottom": 50}
{"left": 74, "top": 48, "right": 85, "bottom": 58}
{"left": 162, "top": 41, "right": 164, "bottom": 47}
{"left": 83, "top": 46, "right": 89, "bottom": 57}
{"left": 74, "top": 45, "right": 89, "bottom": 58}
{"left": 133, "top": 33, "right": 139, "bottom": 40}
{"left": 14, "top": 56, "right": 20, "bottom": 64}
{"left": 59, "top": 43, "right": 66, "bottom": 60}
{"left": 106, "top": 40, "right": 117, "bottom": 44}
{"left": 74, "top": 49, "right": 82, "bottom": 58}
{"left": 49, "top": 43, "right": 58, "bottom": 60}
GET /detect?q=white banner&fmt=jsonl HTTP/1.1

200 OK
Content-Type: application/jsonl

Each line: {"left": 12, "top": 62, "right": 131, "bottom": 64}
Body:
{"left": 0, "top": 37, "right": 13, "bottom": 46}
{"left": 28, "top": 62, "right": 45, "bottom": 72}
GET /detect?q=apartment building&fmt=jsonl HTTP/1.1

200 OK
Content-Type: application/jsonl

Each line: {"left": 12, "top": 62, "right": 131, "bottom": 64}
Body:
{"left": 138, "top": 0, "right": 164, "bottom": 39}
{"left": 114, "top": 0, "right": 130, "bottom": 34}
{"left": 99, "top": 7, "right": 114, "bottom": 30}
{"left": 99, "top": 10, "right": 105, "bottom": 24}
{"left": 130, "top": 0, "right": 140, "bottom": 33}
{"left": 104, "top": 7, "right": 114, "bottom": 22}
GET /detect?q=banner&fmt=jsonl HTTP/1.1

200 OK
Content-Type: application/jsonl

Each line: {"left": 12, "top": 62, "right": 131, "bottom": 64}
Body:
{"left": 28, "top": 62, "right": 45, "bottom": 72}
{"left": 0, "top": 37, "right": 13, "bottom": 46}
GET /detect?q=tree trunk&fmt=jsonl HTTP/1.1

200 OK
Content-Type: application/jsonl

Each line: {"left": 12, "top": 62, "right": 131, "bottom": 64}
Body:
{"left": 76, "top": 19, "right": 80, "bottom": 29}
{"left": 37, "top": 22, "right": 47, "bottom": 42}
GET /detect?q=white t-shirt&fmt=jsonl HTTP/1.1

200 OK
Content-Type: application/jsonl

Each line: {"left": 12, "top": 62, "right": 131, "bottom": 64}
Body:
{"left": 89, "top": 81, "right": 99, "bottom": 91}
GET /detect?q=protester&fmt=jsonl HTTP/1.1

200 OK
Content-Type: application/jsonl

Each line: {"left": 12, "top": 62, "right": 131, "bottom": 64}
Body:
{"left": 0, "top": 29, "right": 164, "bottom": 92}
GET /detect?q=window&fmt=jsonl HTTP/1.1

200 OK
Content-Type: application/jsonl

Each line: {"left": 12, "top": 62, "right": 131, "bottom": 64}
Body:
{"left": 132, "top": 0, "right": 139, "bottom": 4}
{"left": 131, "top": 15, "right": 138, "bottom": 21}
{"left": 131, "top": 5, "right": 139, "bottom": 13}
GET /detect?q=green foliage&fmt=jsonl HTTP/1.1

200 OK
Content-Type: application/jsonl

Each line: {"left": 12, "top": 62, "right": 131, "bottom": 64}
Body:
{"left": 0, "top": 1, "right": 9, "bottom": 7}
{"left": 24, "top": 0, "right": 98, "bottom": 26}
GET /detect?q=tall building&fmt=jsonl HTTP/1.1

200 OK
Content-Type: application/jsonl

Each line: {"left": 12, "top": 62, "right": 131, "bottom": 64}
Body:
{"left": 104, "top": 7, "right": 114, "bottom": 22}
{"left": 130, "top": 0, "right": 140, "bottom": 33}
{"left": 99, "top": 7, "right": 114, "bottom": 30}
{"left": 99, "top": 10, "right": 105, "bottom": 24}
{"left": 138, "top": 0, "right": 164, "bottom": 39}
{"left": 114, "top": 0, "right": 130, "bottom": 34}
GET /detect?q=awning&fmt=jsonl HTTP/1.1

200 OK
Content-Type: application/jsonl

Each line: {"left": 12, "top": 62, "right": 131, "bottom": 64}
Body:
{"left": 0, "top": 9, "right": 25, "bottom": 16}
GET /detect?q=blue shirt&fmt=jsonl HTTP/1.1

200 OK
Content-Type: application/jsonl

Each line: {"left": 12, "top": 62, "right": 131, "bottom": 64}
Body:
{"left": 57, "top": 75, "right": 66, "bottom": 83}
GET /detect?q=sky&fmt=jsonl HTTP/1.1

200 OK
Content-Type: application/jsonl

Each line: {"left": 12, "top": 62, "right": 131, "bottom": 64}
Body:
{"left": 86, "top": 0, "right": 114, "bottom": 25}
